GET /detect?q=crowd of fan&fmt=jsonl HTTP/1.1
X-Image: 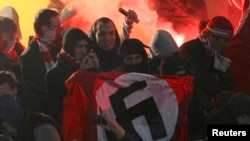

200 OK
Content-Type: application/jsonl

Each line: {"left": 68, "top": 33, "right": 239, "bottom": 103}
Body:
{"left": 0, "top": 2, "right": 250, "bottom": 141}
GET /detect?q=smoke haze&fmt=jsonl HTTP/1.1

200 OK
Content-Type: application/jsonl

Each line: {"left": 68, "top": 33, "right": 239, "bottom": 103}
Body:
{"left": 59, "top": 0, "right": 242, "bottom": 46}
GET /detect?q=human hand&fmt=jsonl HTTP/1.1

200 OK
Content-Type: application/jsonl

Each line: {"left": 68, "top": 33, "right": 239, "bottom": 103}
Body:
{"left": 80, "top": 52, "right": 100, "bottom": 70}
{"left": 125, "top": 9, "right": 139, "bottom": 24}
{"left": 87, "top": 52, "right": 100, "bottom": 68}
{"left": 79, "top": 55, "right": 94, "bottom": 70}
{"left": 97, "top": 113, "right": 125, "bottom": 139}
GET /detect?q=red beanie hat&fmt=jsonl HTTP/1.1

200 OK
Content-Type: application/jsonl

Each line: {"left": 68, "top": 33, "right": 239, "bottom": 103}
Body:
{"left": 204, "top": 16, "right": 234, "bottom": 39}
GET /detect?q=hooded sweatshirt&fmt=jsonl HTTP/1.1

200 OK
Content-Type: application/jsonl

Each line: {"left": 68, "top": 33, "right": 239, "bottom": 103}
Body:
{"left": 149, "top": 29, "right": 179, "bottom": 59}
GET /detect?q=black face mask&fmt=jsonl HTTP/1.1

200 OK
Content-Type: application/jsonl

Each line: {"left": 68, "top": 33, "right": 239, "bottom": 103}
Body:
{"left": 122, "top": 61, "right": 148, "bottom": 73}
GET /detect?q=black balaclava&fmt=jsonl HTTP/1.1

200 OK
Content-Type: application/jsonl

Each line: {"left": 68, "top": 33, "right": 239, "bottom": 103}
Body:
{"left": 120, "top": 38, "right": 149, "bottom": 73}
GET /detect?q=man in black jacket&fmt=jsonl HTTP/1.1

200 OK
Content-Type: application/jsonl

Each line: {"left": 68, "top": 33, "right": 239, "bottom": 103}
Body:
{"left": 179, "top": 16, "right": 235, "bottom": 141}
{"left": 19, "top": 8, "right": 64, "bottom": 109}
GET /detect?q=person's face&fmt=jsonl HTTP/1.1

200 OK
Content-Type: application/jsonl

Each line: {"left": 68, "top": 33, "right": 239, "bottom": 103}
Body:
{"left": 95, "top": 22, "right": 116, "bottom": 51}
{"left": 0, "top": 32, "right": 15, "bottom": 41}
{"left": 209, "top": 36, "right": 231, "bottom": 51}
{"left": 124, "top": 54, "right": 143, "bottom": 65}
{"left": 49, "top": 15, "right": 62, "bottom": 30}
{"left": 42, "top": 15, "right": 62, "bottom": 33}
{"left": 74, "top": 39, "right": 90, "bottom": 61}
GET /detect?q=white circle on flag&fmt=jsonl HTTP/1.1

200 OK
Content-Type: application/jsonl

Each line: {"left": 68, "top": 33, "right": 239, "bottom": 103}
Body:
{"left": 96, "top": 73, "right": 178, "bottom": 141}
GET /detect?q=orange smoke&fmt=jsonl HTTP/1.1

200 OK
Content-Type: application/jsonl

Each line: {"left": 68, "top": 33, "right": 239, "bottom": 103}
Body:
{"left": 1, "top": 0, "right": 240, "bottom": 48}
{"left": 60, "top": 0, "right": 187, "bottom": 47}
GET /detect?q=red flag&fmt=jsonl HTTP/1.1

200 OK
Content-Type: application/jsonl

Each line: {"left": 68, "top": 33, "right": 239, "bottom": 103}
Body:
{"left": 63, "top": 70, "right": 194, "bottom": 141}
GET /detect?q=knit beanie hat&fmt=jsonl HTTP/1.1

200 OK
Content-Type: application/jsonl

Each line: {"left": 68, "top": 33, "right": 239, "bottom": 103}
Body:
{"left": 0, "top": 94, "right": 24, "bottom": 129}
{"left": 120, "top": 38, "right": 148, "bottom": 58}
{"left": 227, "top": 92, "right": 250, "bottom": 118}
{"left": 203, "top": 16, "right": 234, "bottom": 39}
{"left": 149, "top": 29, "right": 179, "bottom": 59}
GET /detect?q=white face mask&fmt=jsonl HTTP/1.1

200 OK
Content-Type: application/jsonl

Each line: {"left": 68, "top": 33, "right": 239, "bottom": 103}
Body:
{"left": 2, "top": 40, "right": 16, "bottom": 53}
{"left": 40, "top": 29, "right": 57, "bottom": 43}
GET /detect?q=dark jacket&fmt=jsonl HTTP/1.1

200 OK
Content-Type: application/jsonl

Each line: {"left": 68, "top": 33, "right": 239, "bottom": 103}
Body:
{"left": 0, "top": 52, "right": 12, "bottom": 71}
{"left": 45, "top": 55, "right": 101, "bottom": 124}
{"left": 94, "top": 46, "right": 122, "bottom": 72}
{"left": 180, "top": 38, "right": 235, "bottom": 96}
{"left": 180, "top": 38, "right": 235, "bottom": 141}
{"left": 19, "top": 39, "right": 59, "bottom": 96}
{"left": 187, "top": 88, "right": 214, "bottom": 141}
{"left": 45, "top": 55, "right": 77, "bottom": 124}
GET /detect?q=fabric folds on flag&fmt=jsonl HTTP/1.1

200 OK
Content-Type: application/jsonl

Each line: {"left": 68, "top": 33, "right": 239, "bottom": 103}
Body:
{"left": 63, "top": 70, "right": 194, "bottom": 141}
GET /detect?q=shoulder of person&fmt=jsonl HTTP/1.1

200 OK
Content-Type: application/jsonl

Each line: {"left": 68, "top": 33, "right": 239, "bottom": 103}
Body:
{"left": 23, "top": 113, "right": 58, "bottom": 128}
{"left": 180, "top": 38, "right": 203, "bottom": 50}
{"left": 20, "top": 41, "right": 40, "bottom": 57}
{"left": 33, "top": 124, "right": 61, "bottom": 141}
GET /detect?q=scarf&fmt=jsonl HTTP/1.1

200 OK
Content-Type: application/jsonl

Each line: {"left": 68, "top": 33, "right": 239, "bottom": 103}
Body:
{"left": 34, "top": 36, "right": 55, "bottom": 71}
{"left": 0, "top": 38, "right": 25, "bottom": 63}
{"left": 199, "top": 33, "right": 231, "bottom": 72}
{"left": 59, "top": 49, "right": 80, "bottom": 69}
{"left": 0, "top": 39, "right": 14, "bottom": 52}
{"left": 40, "top": 28, "right": 63, "bottom": 50}
{"left": 34, "top": 28, "right": 63, "bottom": 71}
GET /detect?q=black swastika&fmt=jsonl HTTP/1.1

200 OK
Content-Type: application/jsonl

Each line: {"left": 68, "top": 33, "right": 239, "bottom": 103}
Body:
{"left": 108, "top": 80, "right": 167, "bottom": 140}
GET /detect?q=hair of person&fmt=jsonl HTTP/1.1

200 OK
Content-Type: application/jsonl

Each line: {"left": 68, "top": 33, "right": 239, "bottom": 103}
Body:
{"left": 33, "top": 8, "right": 60, "bottom": 36}
{"left": 120, "top": 38, "right": 149, "bottom": 63}
{"left": 0, "top": 71, "right": 16, "bottom": 89}
{"left": 88, "top": 17, "right": 121, "bottom": 49}
{"left": 0, "top": 16, "right": 17, "bottom": 35}
{"left": 62, "top": 28, "right": 92, "bottom": 56}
